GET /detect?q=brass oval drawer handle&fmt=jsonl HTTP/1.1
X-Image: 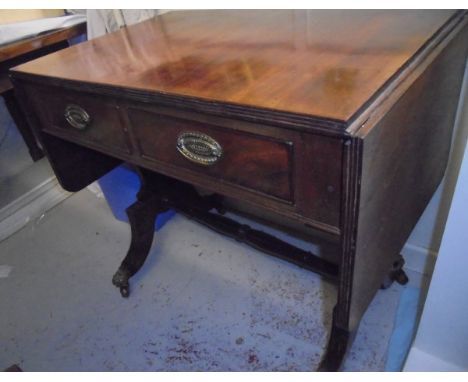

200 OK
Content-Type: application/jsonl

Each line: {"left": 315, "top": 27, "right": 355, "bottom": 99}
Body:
{"left": 176, "top": 131, "right": 223, "bottom": 166}
{"left": 64, "top": 104, "right": 91, "bottom": 130}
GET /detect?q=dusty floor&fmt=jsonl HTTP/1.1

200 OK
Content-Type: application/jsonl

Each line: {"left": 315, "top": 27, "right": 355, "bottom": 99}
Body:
{"left": 0, "top": 188, "right": 420, "bottom": 371}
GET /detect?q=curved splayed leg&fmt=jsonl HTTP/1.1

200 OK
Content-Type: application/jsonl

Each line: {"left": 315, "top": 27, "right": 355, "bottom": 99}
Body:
{"left": 112, "top": 189, "right": 168, "bottom": 298}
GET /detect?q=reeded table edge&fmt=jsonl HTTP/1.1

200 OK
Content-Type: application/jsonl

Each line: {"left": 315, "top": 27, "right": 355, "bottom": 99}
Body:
{"left": 10, "top": 71, "right": 349, "bottom": 137}
{"left": 346, "top": 9, "right": 468, "bottom": 136}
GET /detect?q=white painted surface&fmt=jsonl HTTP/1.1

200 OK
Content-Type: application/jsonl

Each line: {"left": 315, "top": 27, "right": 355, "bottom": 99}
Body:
{"left": 404, "top": 122, "right": 468, "bottom": 371}
{"left": 0, "top": 158, "right": 71, "bottom": 243}
{"left": 404, "top": 347, "right": 466, "bottom": 372}
{"left": 0, "top": 98, "right": 72, "bottom": 243}
{"left": 0, "top": 176, "right": 70, "bottom": 243}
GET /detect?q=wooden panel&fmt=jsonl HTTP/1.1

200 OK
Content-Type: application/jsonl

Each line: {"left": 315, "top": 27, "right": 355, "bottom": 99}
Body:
{"left": 128, "top": 108, "right": 293, "bottom": 201}
{"left": 18, "top": 79, "right": 343, "bottom": 231}
{"left": 296, "top": 133, "right": 343, "bottom": 228}
{"left": 11, "top": 11, "right": 457, "bottom": 123}
{"left": 1, "top": 38, "right": 71, "bottom": 94}
{"left": 346, "top": 23, "right": 468, "bottom": 331}
{"left": 12, "top": 78, "right": 122, "bottom": 193}
{"left": 28, "top": 85, "right": 131, "bottom": 154}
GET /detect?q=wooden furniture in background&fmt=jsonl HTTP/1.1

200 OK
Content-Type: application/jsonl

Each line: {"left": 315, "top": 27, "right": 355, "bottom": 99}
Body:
{"left": 1, "top": 20, "right": 86, "bottom": 160}
{"left": 10, "top": 10, "right": 468, "bottom": 371}
{"left": 0, "top": 9, "right": 64, "bottom": 25}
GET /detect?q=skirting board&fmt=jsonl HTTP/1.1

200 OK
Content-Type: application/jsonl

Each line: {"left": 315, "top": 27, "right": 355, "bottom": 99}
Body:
{"left": 404, "top": 346, "right": 466, "bottom": 371}
{"left": 401, "top": 243, "right": 438, "bottom": 276}
{"left": 0, "top": 176, "right": 71, "bottom": 243}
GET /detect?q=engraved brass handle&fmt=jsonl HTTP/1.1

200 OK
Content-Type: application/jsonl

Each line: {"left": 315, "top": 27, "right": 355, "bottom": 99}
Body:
{"left": 176, "top": 132, "right": 223, "bottom": 166}
{"left": 64, "top": 104, "right": 91, "bottom": 130}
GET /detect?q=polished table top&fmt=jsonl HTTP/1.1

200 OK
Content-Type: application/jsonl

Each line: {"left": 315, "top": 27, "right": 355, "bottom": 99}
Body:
{"left": 13, "top": 10, "right": 455, "bottom": 123}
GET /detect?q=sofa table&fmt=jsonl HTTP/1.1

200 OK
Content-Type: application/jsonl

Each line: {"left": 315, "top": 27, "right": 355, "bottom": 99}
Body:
{"left": 10, "top": 10, "right": 468, "bottom": 371}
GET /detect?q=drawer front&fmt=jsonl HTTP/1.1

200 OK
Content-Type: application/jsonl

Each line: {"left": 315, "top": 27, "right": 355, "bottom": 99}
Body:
{"left": 128, "top": 108, "right": 293, "bottom": 201}
{"left": 24, "top": 84, "right": 342, "bottom": 232}
{"left": 29, "top": 86, "right": 129, "bottom": 154}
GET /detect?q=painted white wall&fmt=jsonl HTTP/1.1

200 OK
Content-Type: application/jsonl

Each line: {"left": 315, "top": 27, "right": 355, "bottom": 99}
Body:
{"left": 404, "top": 109, "right": 468, "bottom": 371}
{"left": 402, "top": 63, "right": 468, "bottom": 275}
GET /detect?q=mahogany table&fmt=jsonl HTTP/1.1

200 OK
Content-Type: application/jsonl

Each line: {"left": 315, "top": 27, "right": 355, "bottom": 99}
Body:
{"left": 10, "top": 10, "right": 468, "bottom": 371}
{"left": 1, "top": 20, "right": 86, "bottom": 160}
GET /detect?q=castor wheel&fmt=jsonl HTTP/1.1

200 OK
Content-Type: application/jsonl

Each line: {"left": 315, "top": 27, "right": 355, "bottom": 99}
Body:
{"left": 112, "top": 267, "right": 131, "bottom": 298}
{"left": 119, "top": 285, "right": 130, "bottom": 298}
{"left": 380, "top": 255, "right": 409, "bottom": 289}
{"left": 393, "top": 269, "right": 409, "bottom": 285}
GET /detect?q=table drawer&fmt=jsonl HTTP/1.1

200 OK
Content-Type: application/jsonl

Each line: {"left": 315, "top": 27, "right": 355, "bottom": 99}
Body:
{"left": 128, "top": 108, "right": 293, "bottom": 202}
{"left": 29, "top": 86, "right": 129, "bottom": 154}
{"left": 24, "top": 84, "right": 342, "bottom": 232}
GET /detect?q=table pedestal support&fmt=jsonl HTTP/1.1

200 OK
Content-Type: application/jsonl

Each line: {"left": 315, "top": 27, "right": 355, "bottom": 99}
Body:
{"left": 112, "top": 187, "right": 169, "bottom": 298}
{"left": 110, "top": 169, "right": 405, "bottom": 371}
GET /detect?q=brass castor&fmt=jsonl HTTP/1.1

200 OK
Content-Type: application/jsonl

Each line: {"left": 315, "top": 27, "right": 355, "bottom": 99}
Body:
{"left": 381, "top": 255, "right": 409, "bottom": 290}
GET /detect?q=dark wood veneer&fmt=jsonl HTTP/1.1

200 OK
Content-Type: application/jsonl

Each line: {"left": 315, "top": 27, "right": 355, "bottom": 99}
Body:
{"left": 128, "top": 108, "right": 293, "bottom": 201}
{"left": 11, "top": 10, "right": 456, "bottom": 122}
{"left": 348, "top": 25, "right": 468, "bottom": 331}
{"left": 10, "top": 10, "right": 468, "bottom": 371}
{"left": 28, "top": 85, "right": 131, "bottom": 155}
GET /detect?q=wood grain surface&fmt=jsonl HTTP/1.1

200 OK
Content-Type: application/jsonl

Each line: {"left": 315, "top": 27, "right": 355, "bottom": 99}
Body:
{"left": 346, "top": 22, "right": 468, "bottom": 331}
{"left": 11, "top": 10, "right": 456, "bottom": 122}
{"left": 129, "top": 107, "right": 293, "bottom": 201}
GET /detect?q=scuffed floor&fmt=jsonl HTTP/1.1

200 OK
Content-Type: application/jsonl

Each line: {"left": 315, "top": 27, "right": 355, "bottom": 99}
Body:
{"left": 0, "top": 188, "right": 408, "bottom": 371}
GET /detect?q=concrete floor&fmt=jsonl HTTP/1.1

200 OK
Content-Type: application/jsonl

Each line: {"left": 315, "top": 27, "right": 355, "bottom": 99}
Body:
{"left": 0, "top": 187, "right": 424, "bottom": 371}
